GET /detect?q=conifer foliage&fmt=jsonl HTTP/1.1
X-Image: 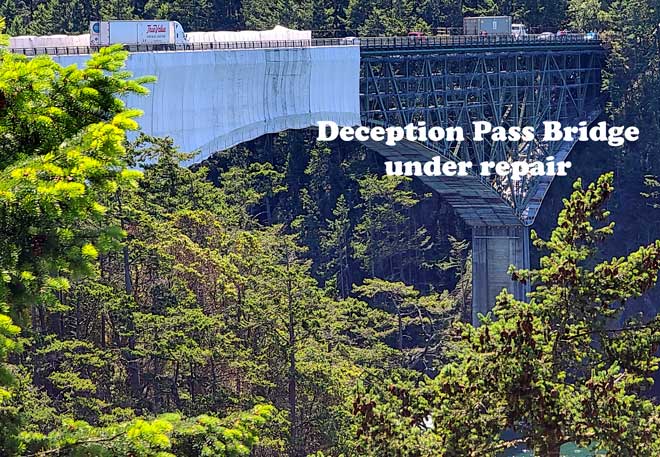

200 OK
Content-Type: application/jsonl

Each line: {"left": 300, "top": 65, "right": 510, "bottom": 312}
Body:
{"left": 0, "top": 31, "right": 274, "bottom": 456}
{"left": 354, "top": 173, "right": 660, "bottom": 456}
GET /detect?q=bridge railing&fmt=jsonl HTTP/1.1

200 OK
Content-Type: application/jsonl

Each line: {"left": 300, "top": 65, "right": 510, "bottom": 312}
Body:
{"left": 359, "top": 33, "right": 600, "bottom": 49}
{"left": 8, "top": 33, "right": 600, "bottom": 56}
{"left": 8, "top": 38, "right": 360, "bottom": 55}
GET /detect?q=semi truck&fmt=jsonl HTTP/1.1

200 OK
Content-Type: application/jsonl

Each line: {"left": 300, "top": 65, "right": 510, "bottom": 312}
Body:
{"left": 89, "top": 20, "right": 187, "bottom": 46}
{"left": 463, "top": 16, "right": 512, "bottom": 35}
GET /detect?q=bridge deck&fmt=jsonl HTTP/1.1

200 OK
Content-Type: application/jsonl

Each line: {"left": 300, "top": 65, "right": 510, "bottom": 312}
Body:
{"left": 9, "top": 34, "right": 602, "bottom": 56}
{"left": 359, "top": 35, "right": 602, "bottom": 54}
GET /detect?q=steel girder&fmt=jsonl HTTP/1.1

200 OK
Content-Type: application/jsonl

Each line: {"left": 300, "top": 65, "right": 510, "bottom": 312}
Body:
{"left": 360, "top": 46, "right": 605, "bottom": 226}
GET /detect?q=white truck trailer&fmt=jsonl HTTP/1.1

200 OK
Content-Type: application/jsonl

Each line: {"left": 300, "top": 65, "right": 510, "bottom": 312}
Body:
{"left": 89, "top": 20, "right": 187, "bottom": 46}
{"left": 463, "top": 16, "right": 512, "bottom": 36}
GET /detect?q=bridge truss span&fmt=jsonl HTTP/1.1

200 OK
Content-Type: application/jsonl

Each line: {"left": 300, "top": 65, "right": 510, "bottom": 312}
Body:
{"left": 360, "top": 43, "right": 604, "bottom": 320}
{"left": 360, "top": 44, "right": 605, "bottom": 226}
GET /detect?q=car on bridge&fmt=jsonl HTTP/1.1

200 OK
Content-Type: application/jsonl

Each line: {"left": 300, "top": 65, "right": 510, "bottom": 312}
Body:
{"left": 512, "top": 23, "right": 528, "bottom": 39}
{"left": 341, "top": 36, "right": 360, "bottom": 45}
{"left": 407, "top": 31, "right": 428, "bottom": 43}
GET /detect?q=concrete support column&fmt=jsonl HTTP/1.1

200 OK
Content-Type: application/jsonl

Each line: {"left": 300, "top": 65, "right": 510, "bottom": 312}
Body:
{"left": 471, "top": 225, "right": 530, "bottom": 325}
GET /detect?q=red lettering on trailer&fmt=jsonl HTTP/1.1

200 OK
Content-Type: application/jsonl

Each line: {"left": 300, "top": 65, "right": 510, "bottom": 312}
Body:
{"left": 146, "top": 25, "right": 167, "bottom": 33}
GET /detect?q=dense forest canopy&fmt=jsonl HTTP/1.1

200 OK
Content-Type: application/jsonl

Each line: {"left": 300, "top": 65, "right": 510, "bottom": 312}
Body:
{"left": 0, "top": 0, "right": 618, "bottom": 36}
{"left": 0, "top": 0, "right": 658, "bottom": 456}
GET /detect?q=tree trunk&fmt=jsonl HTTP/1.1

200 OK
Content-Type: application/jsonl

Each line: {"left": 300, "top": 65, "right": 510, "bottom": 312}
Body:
{"left": 117, "top": 192, "right": 140, "bottom": 401}
{"left": 285, "top": 243, "right": 299, "bottom": 457}
{"left": 100, "top": 309, "right": 106, "bottom": 349}
{"left": 123, "top": 245, "right": 133, "bottom": 293}
{"left": 288, "top": 301, "right": 298, "bottom": 456}
{"left": 117, "top": 191, "right": 133, "bottom": 295}
{"left": 536, "top": 436, "right": 562, "bottom": 457}
{"left": 189, "top": 360, "right": 196, "bottom": 404}
{"left": 396, "top": 301, "right": 403, "bottom": 353}
{"left": 172, "top": 361, "right": 181, "bottom": 409}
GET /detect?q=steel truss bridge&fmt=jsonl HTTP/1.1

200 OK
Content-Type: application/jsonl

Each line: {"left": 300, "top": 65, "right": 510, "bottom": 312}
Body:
{"left": 19, "top": 35, "right": 605, "bottom": 321}
{"left": 359, "top": 38, "right": 604, "bottom": 320}
{"left": 360, "top": 38, "right": 604, "bottom": 226}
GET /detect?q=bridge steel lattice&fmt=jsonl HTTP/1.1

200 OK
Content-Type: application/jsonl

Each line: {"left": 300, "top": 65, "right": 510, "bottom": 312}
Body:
{"left": 359, "top": 41, "right": 604, "bottom": 323}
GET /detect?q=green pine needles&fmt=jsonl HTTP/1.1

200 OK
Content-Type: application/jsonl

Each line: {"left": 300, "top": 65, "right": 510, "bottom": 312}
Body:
{"left": 355, "top": 173, "right": 660, "bottom": 456}
{"left": 0, "top": 31, "right": 274, "bottom": 456}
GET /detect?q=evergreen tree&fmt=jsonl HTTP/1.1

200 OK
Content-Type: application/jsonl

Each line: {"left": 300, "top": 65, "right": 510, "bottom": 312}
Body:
{"left": 0, "top": 38, "right": 274, "bottom": 455}
{"left": 567, "top": 0, "right": 607, "bottom": 31}
{"left": 100, "top": 0, "right": 136, "bottom": 20}
{"left": 352, "top": 175, "right": 425, "bottom": 279}
{"left": 320, "top": 194, "right": 352, "bottom": 298}
{"left": 355, "top": 173, "right": 660, "bottom": 456}
{"left": 144, "top": 0, "right": 214, "bottom": 30}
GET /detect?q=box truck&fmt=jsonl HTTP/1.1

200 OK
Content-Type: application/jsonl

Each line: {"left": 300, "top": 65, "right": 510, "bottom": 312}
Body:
{"left": 463, "top": 16, "right": 512, "bottom": 36}
{"left": 89, "top": 20, "right": 187, "bottom": 46}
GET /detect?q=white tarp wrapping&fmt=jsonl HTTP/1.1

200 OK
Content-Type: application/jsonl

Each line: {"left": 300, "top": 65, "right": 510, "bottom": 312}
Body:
{"left": 185, "top": 25, "right": 311, "bottom": 44}
{"left": 53, "top": 45, "right": 360, "bottom": 166}
{"left": 10, "top": 34, "right": 90, "bottom": 49}
{"left": 10, "top": 26, "right": 309, "bottom": 49}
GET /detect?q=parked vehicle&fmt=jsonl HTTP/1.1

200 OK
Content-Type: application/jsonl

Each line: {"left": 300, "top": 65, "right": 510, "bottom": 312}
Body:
{"left": 463, "top": 16, "right": 512, "bottom": 36}
{"left": 341, "top": 36, "right": 360, "bottom": 45}
{"left": 407, "top": 31, "right": 428, "bottom": 42}
{"left": 89, "top": 20, "right": 187, "bottom": 46}
{"left": 538, "top": 32, "right": 555, "bottom": 40}
{"left": 585, "top": 31, "right": 598, "bottom": 40}
{"left": 512, "top": 23, "right": 528, "bottom": 38}
{"left": 556, "top": 29, "right": 568, "bottom": 37}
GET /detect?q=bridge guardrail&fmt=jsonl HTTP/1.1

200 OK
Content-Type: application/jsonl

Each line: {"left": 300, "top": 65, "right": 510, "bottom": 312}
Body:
{"left": 9, "top": 39, "right": 334, "bottom": 56}
{"left": 8, "top": 34, "right": 600, "bottom": 56}
{"left": 359, "top": 34, "right": 600, "bottom": 49}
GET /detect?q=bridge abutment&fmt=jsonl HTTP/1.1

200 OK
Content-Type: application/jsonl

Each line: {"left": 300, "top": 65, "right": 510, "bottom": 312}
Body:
{"left": 471, "top": 225, "right": 530, "bottom": 325}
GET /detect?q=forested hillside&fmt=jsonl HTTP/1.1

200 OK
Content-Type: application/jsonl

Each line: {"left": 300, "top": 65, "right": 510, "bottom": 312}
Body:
{"left": 0, "top": 0, "right": 659, "bottom": 456}
{"left": 0, "top": 0, "right": 567, "bottom": 37}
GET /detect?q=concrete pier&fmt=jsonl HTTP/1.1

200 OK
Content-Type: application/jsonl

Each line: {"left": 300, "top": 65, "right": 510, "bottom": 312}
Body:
{"left": 471, "top": 225, "right": 530, "bottom": 325}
